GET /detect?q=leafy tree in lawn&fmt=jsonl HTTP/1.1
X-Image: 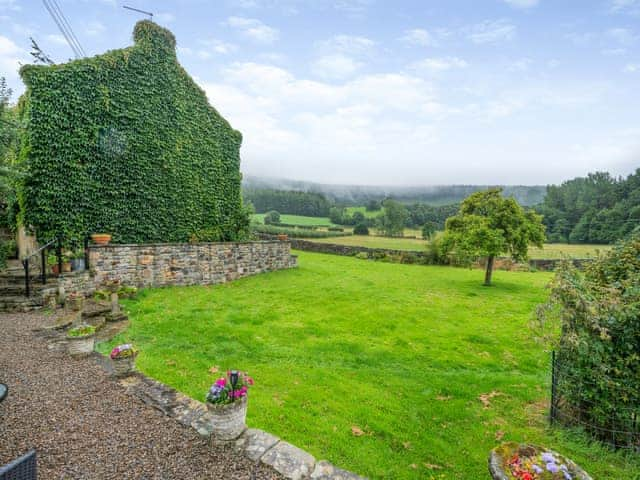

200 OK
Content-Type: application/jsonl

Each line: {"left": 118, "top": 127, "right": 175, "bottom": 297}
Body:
{"left": 264, "top": 210, "right": 281, "bottom": 225}
{"left": 351, "top": 211, "right": 366, "bottom": 224}
{"left": 442, "top": 188, "right": 545, "bottom": 286}
{"left": 421, "top": 221, "right": 437, "bottom": 240}
{"left": 379, "top": 199, "right": 408, "bottom": 237}
{"left": 365, "top": 199, "right": 381, "bottom": 211}
{"left": 329, "top": 206, "right": 345, "bottom": 225}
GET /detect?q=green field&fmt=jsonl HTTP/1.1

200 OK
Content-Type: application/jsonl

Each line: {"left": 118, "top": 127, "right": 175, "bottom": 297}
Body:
{"left": 308, "top": 235, "right": 609, "bottom": 259}
{"left": 344, "top": 206, "right": 383, "bottom": 218}
{"left": 251, "top": 213, "right": 336, "bottom": 227}
{"left": 101, "top": 252, "right": 637, "bottom": 479}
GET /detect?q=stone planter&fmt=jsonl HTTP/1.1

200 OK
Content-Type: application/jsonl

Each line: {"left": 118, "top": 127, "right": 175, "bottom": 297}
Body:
{"left": 67, "top": 334, "right": 95, "bottom": 357}
{"left": 111, "top": 353, "right": 137, "bottom": 377}
{"left": 489, "top": 443, "right": 592, "bottom": 480}
{"left": 206, "top": 396, "right": 248, "bottom": 440}
{"left": 66, "top": 294, "right": 84, "bottom": 312}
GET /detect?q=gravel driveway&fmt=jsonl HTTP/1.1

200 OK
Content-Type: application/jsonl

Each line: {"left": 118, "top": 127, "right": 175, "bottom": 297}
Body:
{"left": 0, "top": 311, "right": 283, "bottom": 479}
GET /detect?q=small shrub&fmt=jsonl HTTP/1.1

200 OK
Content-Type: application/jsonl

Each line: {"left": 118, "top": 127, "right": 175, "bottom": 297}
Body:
{"left": 264, "top": 210, "right": 281, "bottom": 225}
{"left": 353, "top": 223, "right": 369, "bottom": 235}
{"left": 328, "top": 227, "right": 344, "bottom": 232}
{"left": 355, "top": 252, "right": 369, "bottom": 260}
{"left": 67, "top": 324, "right": 96, "bottom": 338}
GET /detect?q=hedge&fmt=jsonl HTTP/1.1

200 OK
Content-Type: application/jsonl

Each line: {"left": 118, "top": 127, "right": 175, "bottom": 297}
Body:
{"left": 17, "top": 20, "right": 248, "bottom": 244}
{"left": 252, "top": 224, "right": 351, "bottom": 239}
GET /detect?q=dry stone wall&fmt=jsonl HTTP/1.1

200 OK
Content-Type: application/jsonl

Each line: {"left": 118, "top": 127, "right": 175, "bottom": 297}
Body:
{"left": 89, "top": 241, "right": 297, "bottom": 288}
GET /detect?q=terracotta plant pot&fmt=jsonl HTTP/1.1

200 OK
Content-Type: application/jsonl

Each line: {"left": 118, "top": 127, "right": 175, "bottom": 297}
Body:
{"left": 62, "top": 262, "right": 72, "bottom": 273}
{"left": 111, "top": 353, "right": 137, "bottom": 377}
{"left": 91, "top": 233, "right": 112, "bottom": 245}
{"left": 206, "top": 396, "right": 248, "bottom": 440}
{"left": 67, "top": 334, "right": 95, "bottom": 357}
{"left": 277, "top": 234, "right": 288, "bottom": 241}
{"left": 51, "top": 264, "right": 60, "bottom": 275}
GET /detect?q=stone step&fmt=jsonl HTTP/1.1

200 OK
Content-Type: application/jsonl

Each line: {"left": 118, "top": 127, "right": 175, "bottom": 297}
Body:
{"left": 0, "top": 282, "right": 56, "bottom": 295}
{"left": 0, "top": 295, "right": 44, "bottom": 312}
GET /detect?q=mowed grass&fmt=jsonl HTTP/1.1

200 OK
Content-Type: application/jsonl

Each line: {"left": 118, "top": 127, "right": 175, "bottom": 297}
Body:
{"left": 251, "top": 213, "right": 335, "bottom": 226}
{"left": 309, "top": 235, "right": 609, "bottom": 259}
{"left": 101, "top": 252, "right": 639, "bottom": 479}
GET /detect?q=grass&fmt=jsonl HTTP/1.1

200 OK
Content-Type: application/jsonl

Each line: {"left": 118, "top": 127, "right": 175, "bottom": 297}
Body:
{"left": 308, "top": 236, "right": 610, "bottom": 259}
{"left": 100, "top": 252, "right": 638, "bottom": 479}
{"left": 344, "top": 206, "right": 383, "bottom": 219}
{"left": 251, "top": 213, "right": 335, "bottom": 227}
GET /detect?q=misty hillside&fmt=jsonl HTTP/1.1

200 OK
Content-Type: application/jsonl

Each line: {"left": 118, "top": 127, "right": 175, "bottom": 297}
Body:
{"left": 243, "top": 175, "right": 547, "bottom": 207}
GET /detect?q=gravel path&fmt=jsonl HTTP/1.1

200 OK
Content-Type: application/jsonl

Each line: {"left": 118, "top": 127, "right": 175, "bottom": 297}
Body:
{"left": 0, "top": 311, "right": 284, "bottom": 479}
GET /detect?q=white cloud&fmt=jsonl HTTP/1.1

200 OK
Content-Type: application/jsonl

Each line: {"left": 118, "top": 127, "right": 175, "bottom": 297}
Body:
{"left": 623, "top": 63, "right": 640, "bottom": 72}
{"left": 502, "top": 0, "right": 539, "bottom": 8}
{"left": 467, "top": 19, "right": 516, "bottom": 44}
{"left": 409, "top": 57, "right": 468, "bottom": 73}
{"left": 317, "top": 34, "right": 375, "bottom": 56}
{"left": 85, "top": 21, "right": 105, "bottom": 36}
{"left": 333, "top": 0, "right": 372, "bottom": 15}
{"left": 400, "top": 28, "right": 434, "bottom": 46}
{"left": 606, "top": 27, "right": 638, "bottom": 45}
{"left": 311, "top": 54, "right": 362, "bottom": 79}
{"left": 0, "top": 0, "right": 20, "bottom": 11}
{"left": 200, "top": 38, "right": 238, "bottom": 55}
{"left": 610, "top": 0, "right": 640, "bottom": 14}
{"left": 226, "top": 16, "right": 279, "bottom": 44}
{"left": 0, "top": 35, "right": 28, "bottom": 90}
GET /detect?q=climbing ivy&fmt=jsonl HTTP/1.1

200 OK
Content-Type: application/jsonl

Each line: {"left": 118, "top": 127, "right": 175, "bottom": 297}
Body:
{"left": 17, "top": 20, "right": 248, "bottom": 244}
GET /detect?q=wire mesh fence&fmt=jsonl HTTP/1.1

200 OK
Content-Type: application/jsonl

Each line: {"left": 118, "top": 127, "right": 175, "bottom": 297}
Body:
{"left": 550, "top": 350, "right": 640, "bottom": 452}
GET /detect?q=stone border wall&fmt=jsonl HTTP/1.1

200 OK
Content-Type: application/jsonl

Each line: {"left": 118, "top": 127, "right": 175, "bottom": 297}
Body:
{"left": 288, "top": 238, "right": 591, "bottom": 271}
{"left": 88, "top": 241, "right": 297, "bottom": 288}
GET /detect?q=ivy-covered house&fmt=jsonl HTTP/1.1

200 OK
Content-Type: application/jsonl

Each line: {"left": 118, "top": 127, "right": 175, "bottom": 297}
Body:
{"left": 16, "top": 20, "right": 248, "bottom": 246}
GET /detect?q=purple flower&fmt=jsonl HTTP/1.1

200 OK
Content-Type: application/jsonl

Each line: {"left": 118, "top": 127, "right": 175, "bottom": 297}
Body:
{"left": 532, "top": 464, "right": 543, "bottom": 474}
{"left": 546, "top": 462, "right": 559, "bottom": 473}
{"left": 541, "top": 452, "right": 556, "bottom": 463}
{"left": 563, "top": 472, "right": 572, "bottom": 480}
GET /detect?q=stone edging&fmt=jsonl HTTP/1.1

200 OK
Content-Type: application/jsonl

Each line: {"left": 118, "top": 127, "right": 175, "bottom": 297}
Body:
{"left": 102, "top": 364, "right": 366, "bottom": 480}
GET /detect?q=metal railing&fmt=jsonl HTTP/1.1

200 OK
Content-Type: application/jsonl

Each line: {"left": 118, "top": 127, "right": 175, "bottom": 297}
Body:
{"left": 20, "top": 236, "right": 90, "bottom": 297}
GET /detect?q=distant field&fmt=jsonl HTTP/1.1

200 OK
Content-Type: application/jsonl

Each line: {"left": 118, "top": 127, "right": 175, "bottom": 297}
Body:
{"left": 308, "top": 235, "right": 610, "bottom": 259}
{"left": 251, "top": 213, "right": 335, "bottom": 227}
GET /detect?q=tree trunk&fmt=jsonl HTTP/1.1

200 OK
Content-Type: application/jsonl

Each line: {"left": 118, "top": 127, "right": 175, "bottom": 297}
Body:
{"left": 484, "top": 255, "right": 495, "bottom": 286}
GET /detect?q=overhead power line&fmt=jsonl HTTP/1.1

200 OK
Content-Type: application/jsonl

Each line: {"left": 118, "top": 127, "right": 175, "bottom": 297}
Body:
{"left": 42, "top": 0, "right": 85, "bottom": 59}
{"left": 123, "top": 5, "right": 154, "bottom": 19}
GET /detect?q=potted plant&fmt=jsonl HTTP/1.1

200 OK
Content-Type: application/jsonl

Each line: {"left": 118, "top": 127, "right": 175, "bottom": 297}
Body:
{"left": 91, "top": 233, "right": 112, "bottom": 245}
{"left": 66, "top": 324, "right": 96, "bottom": 357}
{"left": 47, "top": 253, "right": 59, "bottom": 275}
{"left": 109, "top": 344, "right": 138, "bottom": 376}
{"left": 205, "top": 370, "right": 254, "bottom": 440}
{"left": 66, "top": 291, "right": 84, "bottom": 312}
{"left": 70, "top": 250, "right": 86, "bottom": 271}
{"left": 489, "top": 442, "right": 592, "bottom": 480}
{"left": 62, "top": 250, "right": 72, "bottom": 273}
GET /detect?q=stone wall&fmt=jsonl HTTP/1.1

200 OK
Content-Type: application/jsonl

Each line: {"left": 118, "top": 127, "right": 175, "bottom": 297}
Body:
{"left": 88, "top": 241, "right": 297, "bottom": 288}
{"left": 289, "top": 238, "right": 591, "bottom": 271}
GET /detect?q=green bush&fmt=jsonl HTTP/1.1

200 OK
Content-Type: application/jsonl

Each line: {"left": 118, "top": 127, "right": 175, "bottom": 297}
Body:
{"left": 18, "top": 21, "right": 247, "bottom": 243}
{"left": 327, "top": 227, "right": 344, "bottom": 232}
{"left": 353, "top": 223, "right": 369, "bottom": 235}
{"left": 537, "top": 234, "right": 640, "bottom": 446}
{"left": 0, "top": 240, "right": 7, "bottom": 270}
{"left": 264, "top": 210, "right": 281, "bottom": 225}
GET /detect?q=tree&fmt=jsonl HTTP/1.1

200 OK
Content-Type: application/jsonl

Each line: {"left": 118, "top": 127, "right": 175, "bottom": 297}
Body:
{"left": 353, "top": 222, "right": 369, "bottom": 235}
{"left": 264, "top": 210, "right": 281, "bottom": 225}
{"left": 442, "top": 188, "right": 545, "bottom": 286}
{"left": 365, "top": 199, "right": 381, "bottom": 212}
{"left": 421, "top": 221, "right": 437, "bottom": 240}
{"left": 379, "top": 199, "right": 408, "bottom": 237}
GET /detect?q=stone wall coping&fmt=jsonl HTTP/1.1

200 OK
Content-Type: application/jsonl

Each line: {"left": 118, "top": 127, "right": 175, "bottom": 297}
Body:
{"left": 88, "top": 240, "right": 288, "bottom": 249}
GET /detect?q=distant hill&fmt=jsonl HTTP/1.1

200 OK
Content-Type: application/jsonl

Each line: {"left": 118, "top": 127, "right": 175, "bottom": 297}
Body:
{"left": 242, "top": 175, "right": 547, "bottom": 207}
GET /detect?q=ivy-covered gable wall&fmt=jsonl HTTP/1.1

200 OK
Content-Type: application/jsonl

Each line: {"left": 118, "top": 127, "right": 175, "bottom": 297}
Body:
{"left": 18, "top": 21, "right": 248, "bottom": 243}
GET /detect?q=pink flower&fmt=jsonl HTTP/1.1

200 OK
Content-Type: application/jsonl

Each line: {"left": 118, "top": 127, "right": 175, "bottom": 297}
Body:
{"left": 215, "top": 378, "right": 227, "bottom": 387}
{"left": 110, "top": 347, "right": 120, "bottom": 359}
{"left": 246, "top": 377, "right": 254, "bottom": 385}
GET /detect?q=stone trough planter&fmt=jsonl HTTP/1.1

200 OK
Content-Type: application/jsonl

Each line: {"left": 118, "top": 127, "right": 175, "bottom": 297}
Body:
{"left": 112, "top": 353, "right": 138, "bottom": 377}
{"left": 66, "top": 334, "right": 95, "bottom": 357}
{"left": 489, "top": 442, "right": 592, "bottom": 480}
{"left": 206, "top": 396, "right": 248, "bottom": 440}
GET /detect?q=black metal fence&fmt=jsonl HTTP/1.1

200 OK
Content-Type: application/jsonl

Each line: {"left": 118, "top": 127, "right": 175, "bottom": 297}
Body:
{"left": 550, "top": 350, "right": 640, "bottom": 452}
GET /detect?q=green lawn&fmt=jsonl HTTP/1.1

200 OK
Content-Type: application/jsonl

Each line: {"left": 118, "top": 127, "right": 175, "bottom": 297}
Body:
{"left": 101, "top": 252, "right": 638, "bottom": 479}
{"left": 251, "top": 213, "right": 335, "bottom": 226}
{"left": 345, "top": 206, "right": 383, "bottom": 219}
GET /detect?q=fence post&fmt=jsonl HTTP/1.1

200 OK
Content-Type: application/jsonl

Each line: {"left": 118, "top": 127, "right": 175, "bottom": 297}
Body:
{"left": 84, "top": 236, "right": 90, "bottom": 271}
{"left": 23, "top": 258, "right": 30, "bottom": 297}
{"left": 56, "top": 238, "right": 62, "bottom": 277}
{"left": 550, "top": 350, "right": 557, "bottom": 425}
{"left": 40, "top": 248, "right": 46, "bottom": 284}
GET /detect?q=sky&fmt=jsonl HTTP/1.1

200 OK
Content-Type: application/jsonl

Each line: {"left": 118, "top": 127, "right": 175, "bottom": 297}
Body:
{"left": 1, "top": 0, "right": 639, "bottom": 186}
